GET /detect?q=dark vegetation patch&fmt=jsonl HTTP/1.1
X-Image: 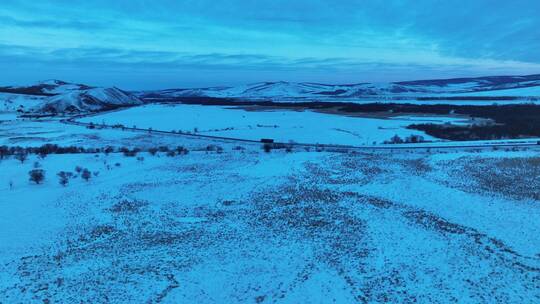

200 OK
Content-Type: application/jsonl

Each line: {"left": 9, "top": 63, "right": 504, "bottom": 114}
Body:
{"left": 329, "top": 154, "right": 391, "bottom": 185}
{"left": 0, "top": 144, "right": 189, "bottom": 160}
{"left": 342, "top": 192, "right": 394, "bottom": 209}
{"left": 88, "top": 224, "right": 116, "bottom": 240}
{"left": 400, "top": 208, "right": 540, "bottom": 275}
{"left": 248, "top": 159, "right": 540, "bottom": 302}
{"left": 248, "top": 178, "right": 370, "bottom": 301}
{"left": 109, "top": 200, "right": 148, "bottom": 214}
{"left": 401, "top": 158, "right": 432, "bottom": 175}
{"left": 443, "top": 157, "right": 540, "bottom": 200}
{"left": 2, "top": 194, "right": 234, "bottom": 302}
{"left": 404, "top": 211, "right": 467, "bottom": 235}
{"left": 338, "top": 103, "right": 540, "bottom": 141}
{"left": 0, "top": 144, "right": 102, "bottom": 158}
{"left": 0, "top": 86, "right": 56, "bottom": 97}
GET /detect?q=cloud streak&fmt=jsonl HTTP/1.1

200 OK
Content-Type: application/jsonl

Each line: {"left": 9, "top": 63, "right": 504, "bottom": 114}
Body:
{"left": 1, "top": 0, "right": 539, "bottom": 88}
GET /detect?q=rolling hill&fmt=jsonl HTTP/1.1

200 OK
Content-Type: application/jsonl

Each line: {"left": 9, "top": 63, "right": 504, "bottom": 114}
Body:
{"left": 0, "top": 80, "right": 142, "bottom": 114}
{"left": 139, "top": 74, "right": 540, "bottom": 101}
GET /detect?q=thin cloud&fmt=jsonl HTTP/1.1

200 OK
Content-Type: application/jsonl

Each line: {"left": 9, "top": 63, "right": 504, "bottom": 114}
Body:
{"left": 1, "top": 0, "right": 539, "bottom": 88}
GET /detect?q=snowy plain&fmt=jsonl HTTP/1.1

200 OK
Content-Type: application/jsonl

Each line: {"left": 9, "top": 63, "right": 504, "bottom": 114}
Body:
{"left": 79, "top": 104, "right": 471, "bottom": 145}
{"left": 1, "top": 146, "right": 539, "bottom": 302}
{"left": 0, "top": 94, "right": 539, "bottom": 302}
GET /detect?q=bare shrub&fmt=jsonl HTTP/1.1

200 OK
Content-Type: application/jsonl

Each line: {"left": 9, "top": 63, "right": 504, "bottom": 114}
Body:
{"left": 57, "top": 171, "right": 73, "bottom": 187}
{"left": 15, "top": 152, "right": 28, "bottom": 163}
{"left": 29, "top": 169, "right": 45, "bottom": 184}
{"left": 120, "top": 147, "right": 139, "bottom": 157}
{"left": 104, "top": 146, "right": 114, "bottom": 155}
{"left": 176, "top": 146, "right": 189, "bottom": 155}
{"left": 81, "top": 169, "right": 91, "bottom": 181}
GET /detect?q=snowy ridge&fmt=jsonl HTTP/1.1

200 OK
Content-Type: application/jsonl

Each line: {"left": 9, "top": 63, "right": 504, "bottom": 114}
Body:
{"left": 141, "top": 74, "right": 540, "bottom": 100}
{"left": 38, "top": 87, "right": 142, "bottom": 113}
{"left": 0, "top": 80, "right": 141, "bottom": 114}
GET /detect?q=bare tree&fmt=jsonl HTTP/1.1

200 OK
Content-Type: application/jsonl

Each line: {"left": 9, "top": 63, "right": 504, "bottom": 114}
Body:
{"left": 29, "top": 169, "right": 45, "bottom": 184}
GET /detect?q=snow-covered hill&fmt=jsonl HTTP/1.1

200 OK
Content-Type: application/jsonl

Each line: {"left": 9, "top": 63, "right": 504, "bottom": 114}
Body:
{"left": 140, "top": 74, "right": 540, "bottom": 101}
{"left": 0, "top": 92, "right": 46, "bottom": 112}
{"left": 0, "top": 80, "right": 142, "bottom": 114}
{"left": 38, "top": 87, "right": 142, "bottom": 113}
{"left": 3, "top": 74, "right": 540, "bottom": 114}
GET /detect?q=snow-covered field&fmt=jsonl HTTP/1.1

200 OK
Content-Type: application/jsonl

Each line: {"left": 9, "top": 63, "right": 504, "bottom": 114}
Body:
{"left": 1, "top": 98, "right": 539, "bottom": 302}
{"left": 1, "top": 147, "right": 539, "bottom": 302}
{"left": 0, "top": 116, "right": 250, "bottom": 151}
{"left": 79, "top": 104, "right": 470, "bottom": 145}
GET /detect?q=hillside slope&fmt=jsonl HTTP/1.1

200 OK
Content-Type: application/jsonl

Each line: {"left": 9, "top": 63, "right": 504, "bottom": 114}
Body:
{"left": 0, "top": 80, "right": 141, "bottom": 114}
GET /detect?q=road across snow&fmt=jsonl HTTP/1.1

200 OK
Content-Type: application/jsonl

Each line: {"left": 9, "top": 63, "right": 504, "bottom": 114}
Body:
{"left": 79, "top": 104, "right": 471, "bottom": 145}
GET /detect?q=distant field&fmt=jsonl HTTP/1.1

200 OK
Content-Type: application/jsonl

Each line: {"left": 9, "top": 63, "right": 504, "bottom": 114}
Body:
{"left": 79, "top": 104, "right": 470, "bottom": 145}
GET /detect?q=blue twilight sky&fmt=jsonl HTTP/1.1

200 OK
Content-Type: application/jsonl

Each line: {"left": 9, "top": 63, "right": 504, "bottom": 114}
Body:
{"left": 1, "top": 0, "right": 540, "bottom": 89}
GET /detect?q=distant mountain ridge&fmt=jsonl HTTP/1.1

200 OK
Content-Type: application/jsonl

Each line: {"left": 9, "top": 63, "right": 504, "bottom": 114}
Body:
{"left": 2, "top": 74, "right": 540, "bottom": 115}
{"left": 139, "top": 74, "right": 540, "bottom": 101}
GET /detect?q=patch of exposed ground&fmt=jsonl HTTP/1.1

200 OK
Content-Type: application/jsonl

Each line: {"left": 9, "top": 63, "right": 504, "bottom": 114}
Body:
{"left": 1, "top": 153, "right": 539, "bottom": 303}
{"left": 435, "top": 156, "right": 540, "bottom": 200}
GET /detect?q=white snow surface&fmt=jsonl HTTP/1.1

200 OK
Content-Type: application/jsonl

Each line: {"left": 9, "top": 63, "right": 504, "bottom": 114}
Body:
{"left": 1, "top": 148, "right": 539, "bottom": 302}
{"left": 79, "top": 104, "right": 470, "bottom": 144}
{"left": 1, "top": 76, "right": 540, "bottom": 302}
